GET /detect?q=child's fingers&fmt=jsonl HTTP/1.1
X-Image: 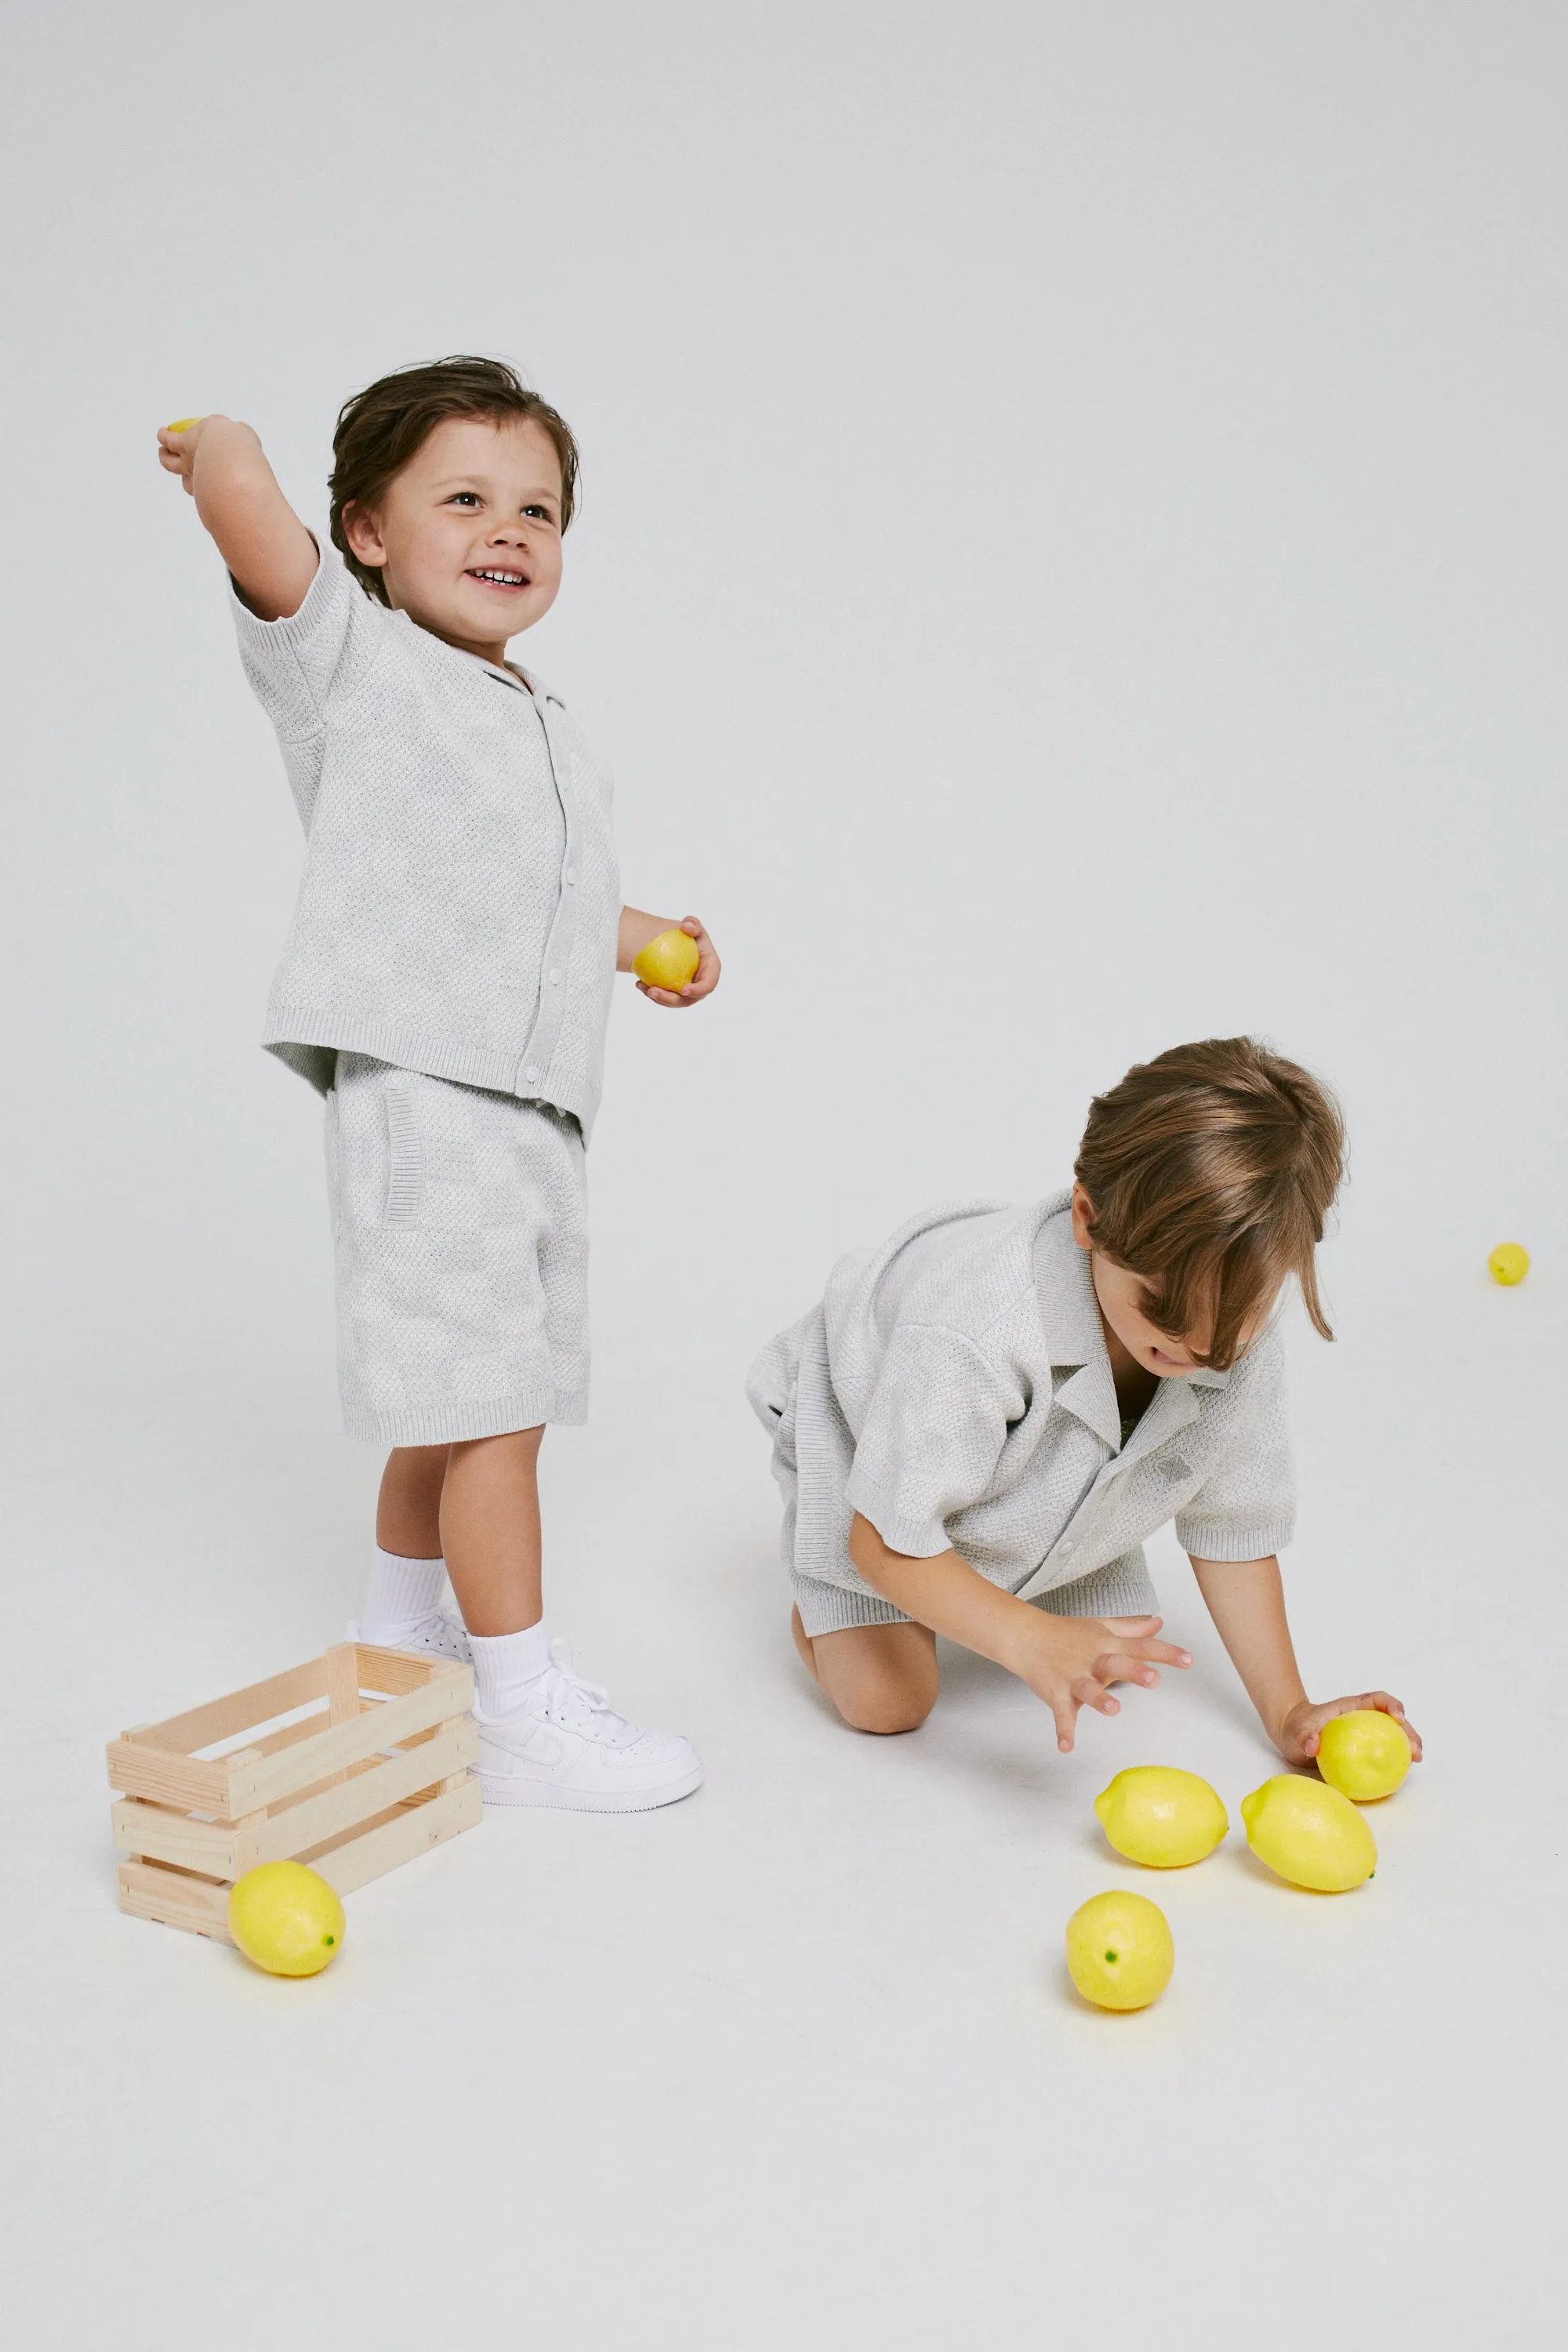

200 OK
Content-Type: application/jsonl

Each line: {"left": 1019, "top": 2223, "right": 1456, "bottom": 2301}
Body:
{"left": 1095, "top": 1650, "right": 1163, "bottom": 1690}
{"left": 1050, "top": 1687, "right": 1082, "bottom": 1752}
{"left": 1109, "top": 1637, "right": 1191, "bottom": 1669}
{"left": 1073, "top": 1673, "right": 1119, "bottom": 1718}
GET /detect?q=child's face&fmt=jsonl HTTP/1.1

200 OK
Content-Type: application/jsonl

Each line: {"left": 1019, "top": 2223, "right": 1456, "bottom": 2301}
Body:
{"left": 1070, "top": 1183, "right": 1279, "bottom": 1376}
{"left": 343, "top": 414, "right": 564, "bottom": 657}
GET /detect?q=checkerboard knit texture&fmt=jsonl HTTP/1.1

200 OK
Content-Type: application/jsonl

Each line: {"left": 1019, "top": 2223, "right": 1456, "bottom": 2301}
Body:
{"left": 328, "top": 1054, "right": 590, "bottom": 1445}
{"left": 231, "top": 548, "right": 620, "bottom": 1134}
{"left": 749, "top": 1195, "right": 1296, "bottom": 1635}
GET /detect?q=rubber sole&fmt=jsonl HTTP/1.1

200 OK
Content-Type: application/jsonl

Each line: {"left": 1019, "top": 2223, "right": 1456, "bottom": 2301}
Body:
{"left": 477, "top": 1763, "right": 706, "bottom": 1813}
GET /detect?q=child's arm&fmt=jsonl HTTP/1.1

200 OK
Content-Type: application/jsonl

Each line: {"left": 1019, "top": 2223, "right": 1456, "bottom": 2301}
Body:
{"left": 156, "top": 416, "right": 318, "bottom": 622}
{"left": 1188, "top": 1554, "right": 1423, "bottom": 1767}
{"left": 849, "top": 1512, "right": 1191, "bottom": 1753}
{"left": 617, "top": 907, "right": 721, "bottom": 1006}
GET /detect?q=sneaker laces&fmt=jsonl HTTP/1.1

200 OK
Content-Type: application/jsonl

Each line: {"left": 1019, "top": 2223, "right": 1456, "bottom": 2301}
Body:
{"left": 532, "top": 1640, "right": 638, "bottom": 1745}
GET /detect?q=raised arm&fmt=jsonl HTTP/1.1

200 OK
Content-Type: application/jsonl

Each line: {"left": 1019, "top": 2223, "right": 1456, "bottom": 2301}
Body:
{"left": 156, "top": 416, "right": 318, "bottom": 622}
{"left": 849, "top": 1512, "right": 1189, "bottom": 1752}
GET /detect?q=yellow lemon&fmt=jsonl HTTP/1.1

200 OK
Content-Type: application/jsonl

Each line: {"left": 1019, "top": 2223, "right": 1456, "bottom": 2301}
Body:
{"left": 633, "top": 926, "right": 700, "bottom": 992}
{"left": 1240, "top": 1774, "right": 1377, "bottom": 1892}
{"left": 227, "top": 1860, "right": 345, "bottom": 1976}
{"left": 1488, "top": 1243, "right": 1530, "bottom": 1286}
{"left": 164, "top": 417, "right": 201, "bottom": 434}
{"left": 1094, "top": 1766, "right": 1229, "bottom": 1867}
{"left": 1315, "top": 1710, "right": 1411, "bottom": 1802}
{"left": 1065, "top": 1889, "right": 1174, "bottom": 2009}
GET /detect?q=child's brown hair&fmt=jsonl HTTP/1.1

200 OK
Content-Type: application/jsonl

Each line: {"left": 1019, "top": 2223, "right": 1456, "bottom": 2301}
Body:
{"left": 328, "top": 355, "right": 580, "bottom": 604}
{"left": 1073, "top": 1037, "right": 1345, "bottom": 1370}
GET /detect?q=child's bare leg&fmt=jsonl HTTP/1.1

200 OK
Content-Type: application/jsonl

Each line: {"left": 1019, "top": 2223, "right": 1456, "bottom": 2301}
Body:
{"left": 440, "top": 1427, "right": 545, "bottom": 1636}
{"left": 790, "top": 1606, "right": 938, "bottom": 1734}
{"left": 376, "top": 1443, "right": 448, "bottom": 1558}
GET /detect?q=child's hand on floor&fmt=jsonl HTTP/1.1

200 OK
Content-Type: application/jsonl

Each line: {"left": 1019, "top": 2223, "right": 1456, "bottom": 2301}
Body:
{"left": 636, "top": 916, "right": 721, "bottom": 1007}
{"left": 1017, "top": 1612, "right": 1192, "bottom": 1755}
{"left": 1278, "top": 1691, "right": 1423, "bottom": 1770}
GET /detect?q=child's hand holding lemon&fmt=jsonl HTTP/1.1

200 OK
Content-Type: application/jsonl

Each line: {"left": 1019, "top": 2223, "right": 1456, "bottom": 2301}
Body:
{"left": 1279, "top": 1690, "right": 1421, "bottom": 1776}
{"left": 627, "top": 913, "right": 720, "bottom": 1007}
{"left": 157, "top": 414, "right": 208, "bottom": 492}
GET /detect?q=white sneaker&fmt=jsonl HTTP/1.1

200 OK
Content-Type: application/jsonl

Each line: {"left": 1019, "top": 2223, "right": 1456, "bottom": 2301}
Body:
{"left": 475, "top": 1642, "right": 704, "bottom": 1813}
{"left": 348, "top": 1612, "right": 473, "bottom": 1665}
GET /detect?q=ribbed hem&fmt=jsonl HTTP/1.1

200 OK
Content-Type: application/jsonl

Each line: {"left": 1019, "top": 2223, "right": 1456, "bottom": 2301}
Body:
{"left": 790, "top": 1574, "right": 912, "bottom": 1637}
{"left": 1173, "top": 1517, "right": 1294, "bottom": 1563}
{"left": 343, "top": 1388, "right": 588, "bottom": 1446}
{"left": 263, "top": 1012, "right": 598, "bottom": 1138}
{"left": 1029, "top": 1553, "right": 1158, "bottom": 1619}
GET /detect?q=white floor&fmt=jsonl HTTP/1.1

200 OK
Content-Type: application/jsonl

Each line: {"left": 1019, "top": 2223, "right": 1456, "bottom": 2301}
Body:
{"left": 4, "top": 1287, "right": 1561, "bottom": 2349}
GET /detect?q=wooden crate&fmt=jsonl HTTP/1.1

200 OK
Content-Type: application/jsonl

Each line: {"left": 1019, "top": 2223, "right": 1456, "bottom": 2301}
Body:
{"left": 107, "top": 1642, "right": 481, "bottom": 1941}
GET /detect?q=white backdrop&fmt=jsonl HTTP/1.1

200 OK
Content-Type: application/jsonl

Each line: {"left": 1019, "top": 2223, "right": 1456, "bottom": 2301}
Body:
{"left": 2, "top": 0, "right": 1563, "bottom": 1382}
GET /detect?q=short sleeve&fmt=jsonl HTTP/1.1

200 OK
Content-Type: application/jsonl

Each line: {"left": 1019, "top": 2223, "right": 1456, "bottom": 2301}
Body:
{"left": 229, "top": 543, "right": 386, "bottom": 742}
{"left": 1174, "top": 1332, "right": 1295, "bottom": 1561}
{"left": 844, "top": 1324, "right": 1018, "bottom": 1558}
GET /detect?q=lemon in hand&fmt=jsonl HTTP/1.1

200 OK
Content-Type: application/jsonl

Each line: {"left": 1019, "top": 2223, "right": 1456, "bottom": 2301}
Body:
{"left": 1094, "top": 1766, "right": 1228, "bottom": 1867}
{"left": 1241, "top": 1774, "right": 1377, "bottom": 1892}
{"left": 227, "top": 1860, "right": 345, "bottom": 1976}
{"left": 164, "top": 417, "right": 201, "bottom": 433}
{"left": 1065, "top": 1889, "right": 1174, "bottom": 2009}
{"left": 1488, "top": 1243, "right": 1530, "bottom": 1285}
{"left": 633, "top": 926, "right": 700, "bottom": 992}
{"left": 1316, "top": 1709, "right": 1411, "bottom": 1802}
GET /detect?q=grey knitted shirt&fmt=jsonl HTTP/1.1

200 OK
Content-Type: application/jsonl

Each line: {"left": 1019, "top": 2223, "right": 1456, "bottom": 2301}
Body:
{"left": 230, "top": 548, "right": 620, "bottom": 1135}
{"left": 748, "top": 1192, "right": 1296, "bottom": 1635}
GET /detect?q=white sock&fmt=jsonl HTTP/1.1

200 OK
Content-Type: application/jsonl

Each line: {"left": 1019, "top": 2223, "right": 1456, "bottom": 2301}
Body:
{"left": 471, "top": 1620, "right": 553, "bottom": 1717}
{"left": 363, "top": 1547, "right": 446, "bottom": 1633}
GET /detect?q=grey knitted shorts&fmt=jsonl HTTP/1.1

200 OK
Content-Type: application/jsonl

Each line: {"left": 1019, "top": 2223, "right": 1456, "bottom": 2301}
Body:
{"left": 326, "top": 1054, "right": 590, "bottom": 1446}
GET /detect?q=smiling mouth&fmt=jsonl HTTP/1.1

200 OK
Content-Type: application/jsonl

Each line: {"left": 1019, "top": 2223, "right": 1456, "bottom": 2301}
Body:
{"left": 468, "top": 568, "right": 531, "bottom": 589}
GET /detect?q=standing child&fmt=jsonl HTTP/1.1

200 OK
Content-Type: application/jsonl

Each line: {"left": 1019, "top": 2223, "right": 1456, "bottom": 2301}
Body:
{"left": 749, "top": 1038, "right": 1422, "bottom": 1769}
{"left": 159, "top": 356, "right": 719, "bottom": 1812}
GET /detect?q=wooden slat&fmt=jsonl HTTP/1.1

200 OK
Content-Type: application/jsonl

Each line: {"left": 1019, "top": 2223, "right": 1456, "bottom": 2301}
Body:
{"left": 325, "top": 1645, "right": 361, "bottom": 1724}
{"left": 132, "top": 1657, "right": 328, "bottom": 1759}
{"left": 111, "top": 1798, "right": 238, "bottom": 1877}
{"left": 117, "top": 1858, "right": 233, "bottom": 1942}
{"left": 320, "top": 1644, "right": 362, "bottom": 1796}
{"left": 307, "top": 1775, "right": 481, "bottom": 1895}
{"left": 114, "top": 1778, "right": 481, "bottom": 1938}
{"left": 244, "top": 1722, "right": 477, "bottom": 1868}
{"left": 351, "top": 1644, "right": 452, "bottom": 1698}
{"left": 106, "top": 1741, "right": 231, "bottom": 1816}
{"left": 225, "top": 1667, "right": 473, "bottom": 1816}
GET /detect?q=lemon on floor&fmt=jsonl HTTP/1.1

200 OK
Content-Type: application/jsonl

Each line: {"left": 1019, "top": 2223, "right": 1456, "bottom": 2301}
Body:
{"left": 1488, "top": 1242, "right": 1530, "bottom": 1285}
{"left": 1241, "top": 1775, "right": 1377, "bottom": 1892}
{"left": 633, "top": 927, "right": 701, "bottom": 992}
{"left": 1315, "top": 1709, "right": 1411, "bottom": 1802}
{"left": 227, "top": 1860, "right": 345, "bottom": 1976}
{"left": 1094, "top": 1766, "right": 1228, "bottom": 1867}
{"left": 1065, "top": 1889, "right": 1174, "bottom": 2009}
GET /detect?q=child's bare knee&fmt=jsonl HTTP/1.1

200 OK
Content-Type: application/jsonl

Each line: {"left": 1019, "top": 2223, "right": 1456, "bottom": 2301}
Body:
{"left": 835, "top": 1664, "right": 937, "bottom": 1736}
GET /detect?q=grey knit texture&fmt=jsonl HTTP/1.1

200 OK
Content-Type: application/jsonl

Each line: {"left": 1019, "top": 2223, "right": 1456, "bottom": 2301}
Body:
{"left": 231, "top": 549, "right": 620, "bottom": 1136}
{"left": 748, "top": 1192, "right": 1295, "bottom": 1637}
{"left": 328, "top": 1054, "right": 590, "bottom": 1446}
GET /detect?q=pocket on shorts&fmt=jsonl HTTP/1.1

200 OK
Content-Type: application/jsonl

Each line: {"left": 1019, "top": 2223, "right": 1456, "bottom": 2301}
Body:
{"left": 382, "top": 1083, "right": 427, "bottom": 1225}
